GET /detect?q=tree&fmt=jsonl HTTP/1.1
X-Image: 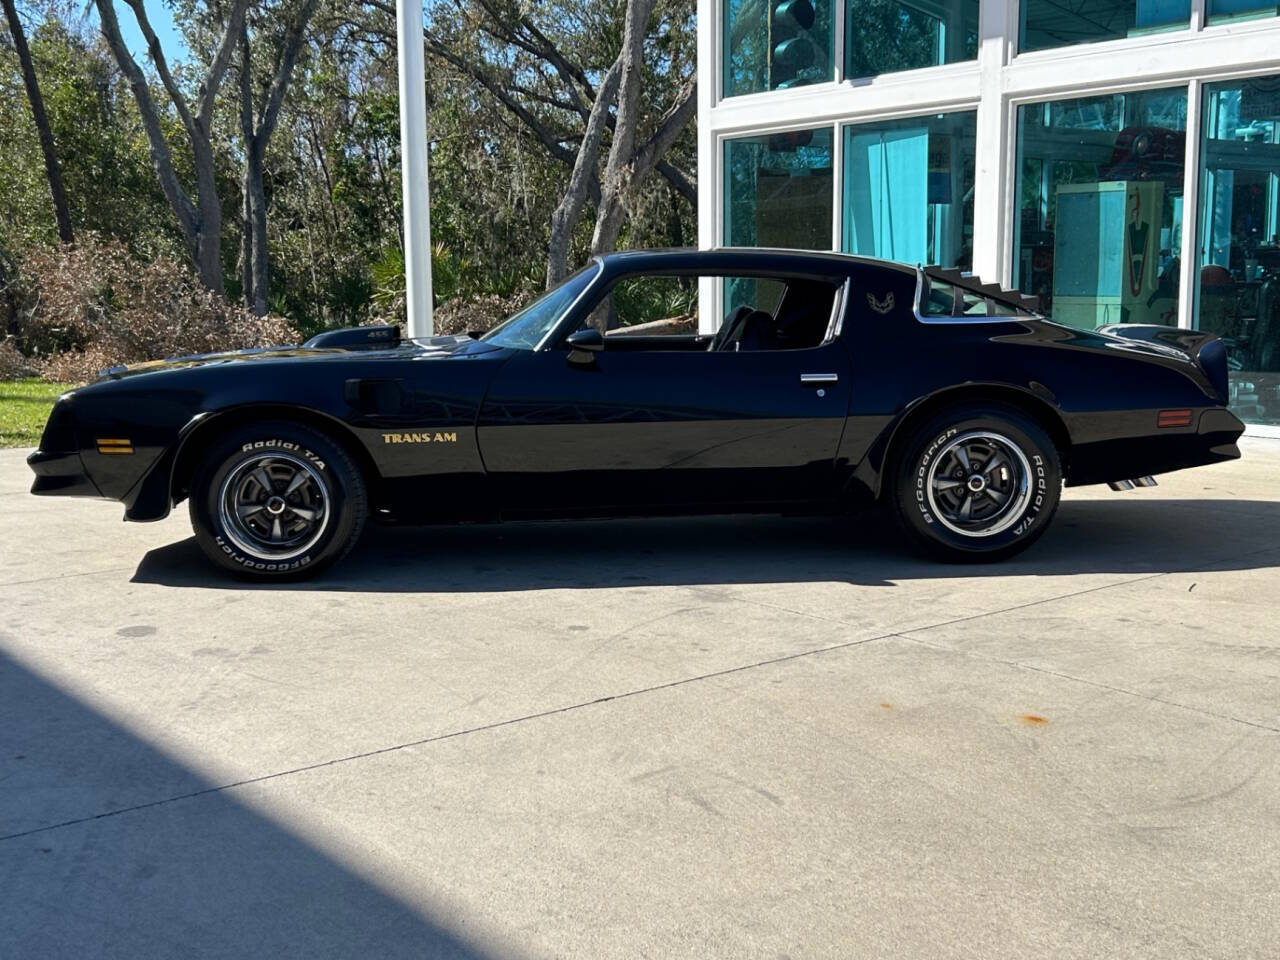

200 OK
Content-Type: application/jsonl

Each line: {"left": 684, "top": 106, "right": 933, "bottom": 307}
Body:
{"left": 362, "top": 0, "right": 697, "bottom": 289}
{"left": 94, "top": 0, "right": 249, "bottom": 293}
{"left": 237, "top": 0, "right": 321, "bottom": 314}
{"left": 586, "top": 0, "right": 694, "bottom": 271}
{"left": 1, "top": 0, "right": 73, "bottom": 243}
{"left": 0, "top": 0, "right": 698, "bottom": 342}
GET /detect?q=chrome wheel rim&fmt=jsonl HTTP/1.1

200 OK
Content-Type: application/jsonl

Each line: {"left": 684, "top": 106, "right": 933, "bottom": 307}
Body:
{"left": 218, "top": 452, "right": 330, "bottom": 560}
{"left": 925, "top": 431, "right": 1032, "bottom": 538}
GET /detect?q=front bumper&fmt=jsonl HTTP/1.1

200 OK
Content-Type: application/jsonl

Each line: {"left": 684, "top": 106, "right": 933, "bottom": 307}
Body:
{"left": 27, "top": 393, "right": 104, "bottom": 500}
{"left": 28, "top": 447, "right": 103, "bottom": 498}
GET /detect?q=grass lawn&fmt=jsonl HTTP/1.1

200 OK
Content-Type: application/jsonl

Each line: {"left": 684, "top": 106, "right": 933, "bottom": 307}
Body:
{"left": 0, "top": 379, "right": 74, "bottom": 448}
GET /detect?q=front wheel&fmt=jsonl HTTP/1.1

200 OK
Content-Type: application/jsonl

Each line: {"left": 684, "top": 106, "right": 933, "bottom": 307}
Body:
{"left": 189, "top": 422, "right": 367, "bottom": 580}
{"left": 889, "top": 405, "right": 1062, "bottom": 562}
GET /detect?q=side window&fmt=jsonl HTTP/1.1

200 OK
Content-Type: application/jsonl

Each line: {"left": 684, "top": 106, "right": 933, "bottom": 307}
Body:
{"left": 578, "top": 272, "right": 842, "bottom": 351}
{"left": 591, "top": 275, "right": 699, "bottom": 336}
{"left": 925, "top": 279, "right": 959, "bottom": 316}
{"left": 724, "top": 277, "right": 787, "bottom": 318}
{"left": 719, "top": 274, "right": 845, "bottom": 351}
{"left": 961, "top": 292, "right": 989, "bottom": 316}
{"left": 921, "top": 275, "right": 1038, "bottom": 320}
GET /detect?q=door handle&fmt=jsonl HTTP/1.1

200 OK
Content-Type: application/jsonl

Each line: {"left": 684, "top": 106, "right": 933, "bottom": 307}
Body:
{"left": 800, "top": 373, "right": 839, "bottom": 384}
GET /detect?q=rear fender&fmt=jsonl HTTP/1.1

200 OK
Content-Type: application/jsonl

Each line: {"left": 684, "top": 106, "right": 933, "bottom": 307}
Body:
{"left": 1097, "top": 324, "right": 1229, "bottom": 403}
{"left": 849, "top": 382, "right": 1071, "bottom": 501}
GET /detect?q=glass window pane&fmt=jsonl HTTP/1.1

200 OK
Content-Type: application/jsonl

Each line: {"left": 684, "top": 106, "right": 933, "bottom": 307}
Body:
{"left": 723, "top": 128, "right": 835, "bottom": 250}
{"left": 723, "top": 0, "right": 834, "bottom": 98}
{"left": 1195, "top": 75, "right": 1280, "bottom": 425}
{"left": 1013, "top": 88, "right": 1187, "bottom": 330}
{"left": 1020, "top": 0, "right": 1189, "bottom": 53}
{"left": 925, "top": 280, "right": 959, "bottom": 314}
{"left": 724, "top": 278, "right": 788, "bottom": 318}
{"left": 841, "top": 112, "right": 976, "bottom": 268}
{"left": 1207, "top": 0, "right": 1276, "bottom": 24}
{"left": 846, "top": 0, "right": 978, "bottom": 79}
{"left": 606, "top": 276, "right": 700, "bottom": 333}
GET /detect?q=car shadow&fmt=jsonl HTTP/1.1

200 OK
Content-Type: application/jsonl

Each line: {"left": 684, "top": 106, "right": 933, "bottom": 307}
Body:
{"left": 131, "top": 497, "right": 1280, "bottom": 592}
{"left": 0, "top": 649, "right": 517, "bottom": 958}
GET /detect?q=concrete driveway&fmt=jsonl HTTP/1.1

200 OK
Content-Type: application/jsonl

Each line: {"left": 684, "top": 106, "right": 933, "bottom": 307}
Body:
{"left": 2, "top": 439, "right": 1278, "bottom": 959}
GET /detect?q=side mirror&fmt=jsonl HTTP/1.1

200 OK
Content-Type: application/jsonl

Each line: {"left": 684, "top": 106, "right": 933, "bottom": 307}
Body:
{"left": 565, "top": 328, "right": 604, "bottom": 351}
{"left": 566, "top": 328, "right": 603, "bottom": 365}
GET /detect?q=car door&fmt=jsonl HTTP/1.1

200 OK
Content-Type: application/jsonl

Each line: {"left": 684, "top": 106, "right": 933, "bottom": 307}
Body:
{"left": 476, "top": 272, "right": 854, "bottom": 513}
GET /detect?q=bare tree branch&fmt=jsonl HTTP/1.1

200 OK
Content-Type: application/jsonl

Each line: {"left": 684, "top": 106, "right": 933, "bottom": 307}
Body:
{"left": 547, "top": 56, "right": 622, "bottom": 286}
{"left": 656, "top": 159, "right": 695, "bottom": 208}
{"left": 3, "top": 0, "right": 74, "bottom": 242}
{"left": 198, "top": 0, "right": 252, "bottom": 132}
{"left": 590, "top": 0, "right": 658, "bottom": 260}
{"left": 94, "top": 0, "right": 197, "bottom": 238}
{"left": 239, "top": 0, "right": 323, "bottom": 314}
{"left": 423, "top": 26, "right": 580, "bottom": 168}
{"left": 257, "top": 0, "right": 321, "bottom": 142}
{"left": 630, "top": 80, "right": 696, "bottom": 182}
{"left": 122, "top": 0, "right": 199, "bottom": 141}
{"left": 238, "top": 23, "right": 255, "bottom": 305}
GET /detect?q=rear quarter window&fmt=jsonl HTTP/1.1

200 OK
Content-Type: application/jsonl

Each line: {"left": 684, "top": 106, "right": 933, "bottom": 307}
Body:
{"left": 920, "top": 275, "right": 1038, "bottom": 321}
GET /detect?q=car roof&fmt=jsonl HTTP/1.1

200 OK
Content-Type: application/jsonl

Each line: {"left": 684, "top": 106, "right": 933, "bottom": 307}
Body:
{"left": 592, "top": 249, "right": 1041, "bottom": 316}
{"left": 594, "top": 247, "right": 920, "bottom": 278}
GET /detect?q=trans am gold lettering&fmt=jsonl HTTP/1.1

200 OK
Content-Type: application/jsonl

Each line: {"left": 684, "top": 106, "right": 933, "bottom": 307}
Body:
{"left": 382, "top": 431, "right": 458, "bottom": 444}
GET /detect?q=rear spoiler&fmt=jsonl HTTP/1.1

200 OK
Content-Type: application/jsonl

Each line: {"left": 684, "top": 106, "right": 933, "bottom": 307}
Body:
{"left": 923, "top": 266, "right": 1042, "bottom": 316}
{"left": 1098, "top": 323, "right": 1230, "bottom": 402}
{"left": 304, "top": 324, "right": 401, "bottom": 350}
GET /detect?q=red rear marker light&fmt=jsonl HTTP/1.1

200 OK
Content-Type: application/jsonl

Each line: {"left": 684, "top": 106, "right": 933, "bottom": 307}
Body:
{"left": 1157, "top": 409, "right": 1193, "bottom": 429}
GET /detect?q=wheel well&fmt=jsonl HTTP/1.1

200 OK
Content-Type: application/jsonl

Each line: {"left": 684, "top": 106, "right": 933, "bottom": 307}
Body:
{"left": 875, "top": 385, "right": 1072, "bottom": 498}
{"left": 170, "top": 405, "right": 380, "bottom": 506}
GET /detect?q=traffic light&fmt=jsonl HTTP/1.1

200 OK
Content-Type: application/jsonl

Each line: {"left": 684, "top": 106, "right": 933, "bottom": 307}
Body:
{"left": 769, "top": 0, "right": 820, "bottom": 89}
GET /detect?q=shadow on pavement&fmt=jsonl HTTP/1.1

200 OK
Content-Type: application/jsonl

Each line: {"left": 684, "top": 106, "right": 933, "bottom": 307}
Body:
{"left": 0, "top": 649, "right": 515, "bottom": 959}
{"left": 131, "top": 497, "right": 1280, "bottom": 592}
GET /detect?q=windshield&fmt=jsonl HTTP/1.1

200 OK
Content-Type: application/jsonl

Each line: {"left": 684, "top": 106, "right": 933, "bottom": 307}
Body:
{"left": 481, "top": 263, "right": 599, "bottom": 350}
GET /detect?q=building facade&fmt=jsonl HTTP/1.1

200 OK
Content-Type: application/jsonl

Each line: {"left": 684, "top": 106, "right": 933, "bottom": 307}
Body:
{"left": 694, "top": 0, "right": 1280, "bottom": 430}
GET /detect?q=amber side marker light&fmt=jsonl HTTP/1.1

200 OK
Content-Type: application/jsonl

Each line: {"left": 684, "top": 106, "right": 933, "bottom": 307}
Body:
{"left": 1157, "top": 409, "right": 1193, "bottom": 429}
{"left": 96, "top": 438, "right": 134, "bottom": 455}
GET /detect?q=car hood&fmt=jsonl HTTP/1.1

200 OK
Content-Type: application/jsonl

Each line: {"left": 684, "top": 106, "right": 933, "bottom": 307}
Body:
{"left": 98, "top": 334, "right": 502, "bottom": 381}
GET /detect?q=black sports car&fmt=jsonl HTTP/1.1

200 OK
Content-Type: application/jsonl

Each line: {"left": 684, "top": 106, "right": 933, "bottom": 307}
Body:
{"left": 29, "top": 248, "right": 1244, "bottom": 579}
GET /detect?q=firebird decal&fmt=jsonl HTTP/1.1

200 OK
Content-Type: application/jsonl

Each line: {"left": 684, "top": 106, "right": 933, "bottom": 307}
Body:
{"left": 867, "top": 292, "right": 895, "bottom": 315}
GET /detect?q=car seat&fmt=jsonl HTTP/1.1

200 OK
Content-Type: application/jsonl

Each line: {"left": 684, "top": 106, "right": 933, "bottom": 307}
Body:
{"left": 736, "top": 310, "right": 777, "bottom": 351}
{"left": 711, "top": 306, "right": 774, "bottom": 351}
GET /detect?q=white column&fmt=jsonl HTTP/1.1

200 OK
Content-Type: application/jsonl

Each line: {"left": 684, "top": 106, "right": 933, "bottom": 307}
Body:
{"left": 1177, "top": 79, "right": 1203, "bottom": 331}
{"left": 397, "top": 0, "right": 433, "bottom": 338}
{"left": 697, "top": 0, "right": 720, "bottom": 334}
{"left": 970, "top": 0, "right": 1016, "bottom": 285}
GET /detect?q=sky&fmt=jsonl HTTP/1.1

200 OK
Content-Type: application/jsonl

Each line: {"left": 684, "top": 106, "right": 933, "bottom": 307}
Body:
{"left": 107, "top": 0, "right": 189, "bottom": 64}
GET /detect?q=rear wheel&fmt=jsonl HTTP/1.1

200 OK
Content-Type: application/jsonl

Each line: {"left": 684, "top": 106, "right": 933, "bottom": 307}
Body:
{"left": 889, "top": 404, "right": 1062, "bottom": 562}
{"left": 189, "top": 422, "right": 366, "bottom": 580}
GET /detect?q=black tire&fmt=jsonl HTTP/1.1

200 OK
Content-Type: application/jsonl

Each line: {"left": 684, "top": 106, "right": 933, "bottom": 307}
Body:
{"left": 189, "top": 421, "right": 367, "bottom": 580}
{"left": 889, "top": 404, "right": 1062, "bottom": 562}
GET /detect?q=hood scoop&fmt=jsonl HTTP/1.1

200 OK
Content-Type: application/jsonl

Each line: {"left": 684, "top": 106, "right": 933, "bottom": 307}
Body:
{"left": 303, "top": 324, "right": 401, "bottom": 350}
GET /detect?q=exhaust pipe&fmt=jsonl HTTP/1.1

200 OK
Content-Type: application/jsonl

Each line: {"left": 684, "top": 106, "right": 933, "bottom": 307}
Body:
{"left": 1108, "top": 476, "right": 1158, "bottom": 491}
